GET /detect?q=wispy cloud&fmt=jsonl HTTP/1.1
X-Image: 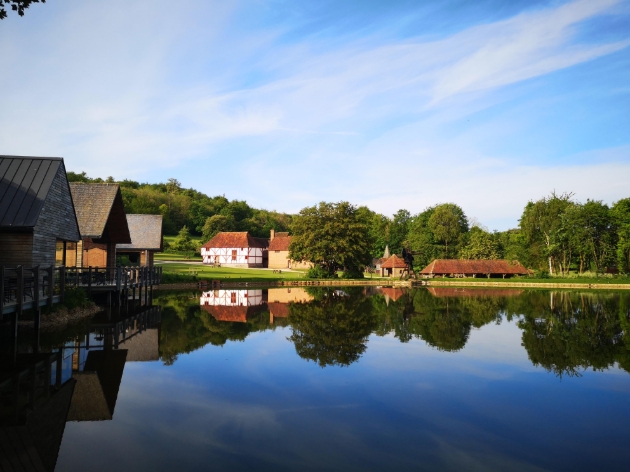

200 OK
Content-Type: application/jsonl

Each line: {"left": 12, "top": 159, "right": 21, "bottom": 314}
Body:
{"left": 0, "top": 0, "right": 628, "bottom": 228}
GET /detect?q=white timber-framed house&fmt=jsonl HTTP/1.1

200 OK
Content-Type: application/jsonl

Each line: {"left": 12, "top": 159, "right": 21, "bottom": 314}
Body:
{"left": 200, "top": 232, "right": 269, "bottom": 268}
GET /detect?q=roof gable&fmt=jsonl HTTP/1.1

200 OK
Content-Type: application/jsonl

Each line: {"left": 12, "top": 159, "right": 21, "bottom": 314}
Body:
{"left": 202, "top": 232, "right": 269, "bottom": 249}
{"left": 381, "top": 255, "right": 408, "bottom": 269}
{"left": 0, "top": 156, "right": 65, "bottom": 228}
{"left": 70, "top": 183, "right": 131, "bottom": 243}
{"left": 117, "top": 214, "right": 163, "bottom": 251}
{"left": 269, "top": 235, "right": 291, "bottom": 251}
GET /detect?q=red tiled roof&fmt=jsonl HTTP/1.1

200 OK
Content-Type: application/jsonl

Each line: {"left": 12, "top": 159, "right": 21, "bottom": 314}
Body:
{"left": 268, "top": 302, "right": 290, "bottom": 318}
{"left": 420, "top": 259, "right": 528, "bottom": 275}
{"left": 427, "top": 288, "right": 524, "bottom": 298}
{"left": 381, "top": 255, "right": 408, "bottom": 269}
{"left": 202, "top": 232, "right": 269, "bottom": 249}
{"left": 269, "top": 235, "right": 291, "bottom": 251}
{"left": 379, "top": 287, "right": 406, "bottom": 301}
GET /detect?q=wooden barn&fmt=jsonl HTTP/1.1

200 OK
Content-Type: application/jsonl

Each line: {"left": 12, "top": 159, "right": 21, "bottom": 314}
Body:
{"left": 201, "top": 232, "right": 268, "bottom": 268}
{"left": 420, "top": 259, "right": 529, "bottom": 278}
{"left": 380, "top": 255, "right": 408, "bottom": 277}
{"left": 69, "top": 183, "right": 131, "bottom": 268}
{"left": 0, "top": 156, "right": 80, "bottom": 268}
{"left": 116, "top": 214, "right": 163, "bottom": 266}
{"left": 267, "top": 230, "right": 312, "bottom": 270}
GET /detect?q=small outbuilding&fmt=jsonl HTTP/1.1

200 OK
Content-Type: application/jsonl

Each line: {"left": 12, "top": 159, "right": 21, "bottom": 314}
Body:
{"left": 116, "top": 214, "right": 163, "bottom": 266}
{"left": 201, "top": 232, "right": 268, "bottom": 267}
{"left": 267, "top": 230, "right": 311, "bottom": 270}
{"left": 420, "top": 259, "right": 529, "bottom": 278}
{"left": 0, "top": 156, "right": 80, "bottom": 268}
{"left": 69, "top": 183, "right": 131, "bottom": 268}
{"left": 380, "top": 254, "right": 408, "bottom": 277}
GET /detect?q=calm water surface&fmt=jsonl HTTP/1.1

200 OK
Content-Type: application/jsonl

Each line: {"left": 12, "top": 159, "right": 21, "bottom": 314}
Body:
{"left": 3, "top": 287, "right": 630, "bottom": 471}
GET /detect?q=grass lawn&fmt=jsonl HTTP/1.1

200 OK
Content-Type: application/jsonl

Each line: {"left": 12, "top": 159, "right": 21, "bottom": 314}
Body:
{"left": 158, "top": 263, "right": 308, "bottom": 283}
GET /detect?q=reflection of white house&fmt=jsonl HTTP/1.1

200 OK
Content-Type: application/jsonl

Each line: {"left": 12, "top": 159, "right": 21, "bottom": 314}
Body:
{"left": 200, "top": 290, "right": 264, "bottom": 307}
{"left": 200, "top": 232, "right": 268, "bottom": 267}
{"left": 200, "top": 289, "right": 265, "bottom": 322}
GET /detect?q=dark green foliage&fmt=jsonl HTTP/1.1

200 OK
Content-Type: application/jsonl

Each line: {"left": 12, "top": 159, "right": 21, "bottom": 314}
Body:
{"left": 62, "top": 287, "right": 90, "bottom": 310}
{"left": 288, "top": 288, "right": 376, "bottom": 367}
{"left": 290, "top": 201, "right": 373, "bottom": 277}
{"left": 0, "top": 0, "right": 44, "bottom": 20}
{"left": 306, "top": 265, "right": 335, "bottom": 279}
{"left": 170, "top": 226, "right": 198, "bottom": 253}
{"left": 67, "top": 171, "right": 292, "bottom": 237}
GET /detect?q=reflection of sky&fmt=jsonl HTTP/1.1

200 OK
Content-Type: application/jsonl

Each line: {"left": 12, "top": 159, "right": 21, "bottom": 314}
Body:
{"left": 57, "top": 319, "right": 630, "bottom": 471}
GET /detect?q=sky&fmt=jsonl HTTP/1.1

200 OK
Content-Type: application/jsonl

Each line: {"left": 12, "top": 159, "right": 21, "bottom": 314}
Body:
{"left": 1, "top": 0, "right": 629, "bottom": 230}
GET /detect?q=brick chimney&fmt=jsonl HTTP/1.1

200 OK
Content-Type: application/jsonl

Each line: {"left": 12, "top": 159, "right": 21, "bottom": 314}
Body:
{"left": 270, "top": 229, "right": 275, "bottom": 241}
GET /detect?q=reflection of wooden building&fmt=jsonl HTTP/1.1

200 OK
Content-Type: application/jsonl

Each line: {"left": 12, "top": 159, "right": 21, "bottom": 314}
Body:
{"left": 380, "top": 255, "right": 407, "bottom": 277}
{"left": 201, "top": 232, "right": 268, "bottom": 268}
{"left": 267, "top": 230, "right": 311, "bottom": 269}
{"left": 67, "top": 350, "right": 128, "bottom": 422}
{"left": 116, "top": 214, "right": 163, "bottom": 266}
{"left": 267, "top": 288, "right": 313, "bottom": 304}
{"left": 200, "top": 289, "right": 266, "bottom": 322}
{"left": 69, "top": 183, "right": 131, "bottom": 268}
{"left": 0, "top": 156, "right": 80, "bottom": 267}
{"left": 378, "top": 287, "right": 406, "bottom": 303}
{"left": 420, "top": 259, "right": 529, "bottom": 278}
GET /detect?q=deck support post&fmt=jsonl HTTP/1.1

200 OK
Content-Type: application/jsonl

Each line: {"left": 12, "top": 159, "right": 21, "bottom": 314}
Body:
{"left": 60, "top": 266, "right": 66, "bottom": 303}
{"left": 0, "top": 266, "right": 4, "bottom": 320}
{"left": 33, "top": 266, "right": 40, "bottom": 333}
{"left": 88, "top": 266, "right": 92, "bottom": 295}
{"left": 47, "top": 266, "right": 54, "bottom": 307}
{"left": 55, "top": 349, "right": 62, "bottom": 387}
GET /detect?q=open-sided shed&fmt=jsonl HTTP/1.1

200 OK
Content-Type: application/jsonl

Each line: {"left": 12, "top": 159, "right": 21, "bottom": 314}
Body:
{"left": 116, "top": 214, "right": 163, "bottom": 266}
{"left": 0, "top": 156, "right": 80, "bottom": 268}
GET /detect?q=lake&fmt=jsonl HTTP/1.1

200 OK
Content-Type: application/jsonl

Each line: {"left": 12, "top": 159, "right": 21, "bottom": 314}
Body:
{"left": 2, "top": 286, "right": 630, "bottom": 471}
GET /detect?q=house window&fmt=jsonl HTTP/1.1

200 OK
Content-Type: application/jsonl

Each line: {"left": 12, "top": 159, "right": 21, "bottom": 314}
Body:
{"left": 231, "top": 292, "right": 236, "bottom": 304}
{"left": 232, "top": 250, "right": 237, "bottom": 261}
{"left": 55, "top": 240, "right": 66, "bottom": 266}
{"left": 245, "top": 255, "right": 248, "bottom": 260}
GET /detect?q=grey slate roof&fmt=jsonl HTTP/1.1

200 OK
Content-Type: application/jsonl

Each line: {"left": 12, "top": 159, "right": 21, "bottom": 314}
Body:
{"left": 69, "top": 183, "right": 131, "bottom": 242}
{"left": 0, "top": 155, "right": 64, "bottom": 228}
{"left": 117, "top": 214, "right": 163, "bottom": 251}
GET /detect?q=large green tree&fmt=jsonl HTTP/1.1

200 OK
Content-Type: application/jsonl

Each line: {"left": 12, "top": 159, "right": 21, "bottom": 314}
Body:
{"left": 460, "top": 227, "right": 501, "bottom": 260}
{"left": 289, "top": 201, "right": 373, "bottom": 277}
{"left": 426, "top": 203, "right": 469, "bottom": 259}
{"left": 612, "top": 198, "right": 630, "bottom": 274}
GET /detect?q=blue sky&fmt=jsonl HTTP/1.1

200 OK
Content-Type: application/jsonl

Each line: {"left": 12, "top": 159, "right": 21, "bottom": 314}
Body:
{"left": 1, "top": 0, "right": 629, "bottom": 230}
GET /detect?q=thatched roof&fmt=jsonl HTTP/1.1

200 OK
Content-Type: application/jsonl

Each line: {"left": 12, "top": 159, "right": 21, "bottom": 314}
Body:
{"left": 420, "top": 259, "right": 529, "bottom": 275}
{"left": 69, "top": 183, "right": 131, "bottom": 243}
{"left": 202, "top": 232, "right": 269, "bottom": 249}
{"left": 117, "top": 214, "right": 163, "bottom": 251}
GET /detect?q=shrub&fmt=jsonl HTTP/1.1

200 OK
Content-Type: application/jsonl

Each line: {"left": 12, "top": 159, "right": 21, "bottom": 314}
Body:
{"left": 306, "top": 265, "right": 335, "bottom": 279}
{"left": 63, "top": 287, "right": 91, "bottom": 309}
{"left": 340, "top": 267, "right": 365, "bottom": 279}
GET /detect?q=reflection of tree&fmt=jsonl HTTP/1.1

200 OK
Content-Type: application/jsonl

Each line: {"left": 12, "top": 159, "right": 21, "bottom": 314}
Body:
{"left": 371, "top": 289, "right": 504, "bottom": 351}
{"left": 156, "top": 291, "right": 275, "bottom": 365}
{"left": 517, "top": 291, "right": 630, "bottom": 377}
{"left": 288, "top": 288, "right": 376, "bottom": 367}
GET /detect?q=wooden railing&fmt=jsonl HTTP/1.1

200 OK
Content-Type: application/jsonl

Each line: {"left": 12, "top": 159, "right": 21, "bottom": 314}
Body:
{"left": 1, "top": 265, "right": 163, "bottom": 318}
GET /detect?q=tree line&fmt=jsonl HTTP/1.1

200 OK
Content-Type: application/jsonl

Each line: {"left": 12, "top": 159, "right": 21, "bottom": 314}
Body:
{"left": 289, "top": 194, "right": 630, "bottom": 276}
{"left": 68, "top": 172, "right": 629, "bottom": 274}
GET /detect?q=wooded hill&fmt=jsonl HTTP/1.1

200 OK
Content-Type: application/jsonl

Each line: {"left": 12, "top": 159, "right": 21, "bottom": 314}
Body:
{"left": 67, "top": 172, "right": 629, "bottom": 275}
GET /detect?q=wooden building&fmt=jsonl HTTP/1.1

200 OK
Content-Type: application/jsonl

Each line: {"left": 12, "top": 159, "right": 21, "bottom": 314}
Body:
{"left": 69, "top": 183, "right": 131, "bottom": 268}
{"left": 380, "top": 255, "right": 408, "bottom": 277}
{"left": 267, "top": 230, "right": 312, "bottom": 269}
{"left": 116, "top": 214, "right": 163, "bottom": 266}
{"left": 201, "top": 232, "right": 268, "bottom": 268}
{"left": 0, "top": 156, "right": 80, "bottom": 267}
{"left": 420, "top": 259, "right": 529, "bottom": 278}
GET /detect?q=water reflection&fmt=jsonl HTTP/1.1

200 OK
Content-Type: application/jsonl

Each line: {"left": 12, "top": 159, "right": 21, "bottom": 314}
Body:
{"left": 189, "top": 287, "right": 630, "bottom": 374}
